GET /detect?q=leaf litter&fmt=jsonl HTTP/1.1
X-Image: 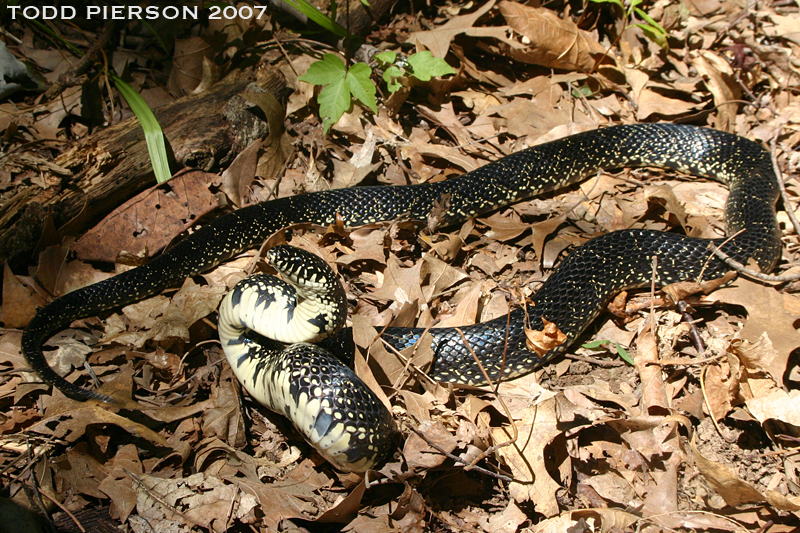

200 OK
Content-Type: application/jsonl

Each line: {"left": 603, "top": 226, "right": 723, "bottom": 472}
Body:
{"left": 1, "top": 1, "right": 800, "bottom": 532}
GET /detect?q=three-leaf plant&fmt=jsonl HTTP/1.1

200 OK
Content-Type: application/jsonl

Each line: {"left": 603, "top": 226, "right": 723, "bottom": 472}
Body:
{"left": 374, "top": 50, "right": 455, "bottom": 93}
{"left": 300, "top": 50, "right": 454, "bottom": 132}
{"left": 299, "top": 53, "right": 377, "bottom": 133}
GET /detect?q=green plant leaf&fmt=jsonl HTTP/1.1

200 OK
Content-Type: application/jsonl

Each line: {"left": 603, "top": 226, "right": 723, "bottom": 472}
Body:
{"left": 317, "top": 74, "right": 349, "bottom": 132}
{"left": 345, "top": 62, "right": 376, "bottom": 113}
{"left": 299, "top": 53, "right": 347, "bottom": 86}
{"left": 383, "top": 65, "right": 404, "bottom": 93}
{"left": 27, "top": 17, "right": 172, "bottom": 184}
{"left": 374, "top": 50, "right": 396, "bottom": 66}
{"left": 615, "top": 343, "right": 634, "bottom": 365}
{"left": 633, "top": 8, "right": 667, "bottom": 35}
{"left": 281, "top": 0, "right": 347, "bottom": 37}
{"left": 406, "top": 51, "right": 454, "bottom": 82}
{"left": 635, "top": 23, "right": 668, "bottom": 47}
{"left": 300, "top": 54, "right": 379, "bottom": 132}
{"left": 581, "top": 339, "right": 634, "bottom": 365}
{"left": 588, "top": 0, "right": 625, "bottom": 9}
{"left": 581, "top": 339, "right": 609, "bottom": 349}
{"left": 112, "top": 74, "right": 172, "bottom": 183}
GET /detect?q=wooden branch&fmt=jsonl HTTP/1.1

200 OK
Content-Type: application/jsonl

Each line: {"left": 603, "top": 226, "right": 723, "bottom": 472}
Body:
{"left": 0, "top": 67, "right": 286, "bottom": 265}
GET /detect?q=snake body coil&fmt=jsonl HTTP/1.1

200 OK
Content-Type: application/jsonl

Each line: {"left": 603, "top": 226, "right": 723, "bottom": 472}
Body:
{"left": 22, "top": 124, "right": 782, "bottom": 469}
{"left": 218, "top": 246, "right": 396, "bottom": 472}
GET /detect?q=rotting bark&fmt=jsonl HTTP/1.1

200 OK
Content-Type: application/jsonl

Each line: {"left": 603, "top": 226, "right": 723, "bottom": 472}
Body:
{"left": 0, "top": 66, "right": 287, "bottom": 265}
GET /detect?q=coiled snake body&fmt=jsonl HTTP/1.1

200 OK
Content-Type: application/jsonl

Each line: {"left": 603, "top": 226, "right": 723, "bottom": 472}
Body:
{"left": 22, "top": 124, "right": 782, "bottom": 471}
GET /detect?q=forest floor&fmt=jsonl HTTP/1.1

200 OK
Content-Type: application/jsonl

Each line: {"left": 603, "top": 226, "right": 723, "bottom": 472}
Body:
{"left": 1, "top": 1, "right": 800, "bottom": 532}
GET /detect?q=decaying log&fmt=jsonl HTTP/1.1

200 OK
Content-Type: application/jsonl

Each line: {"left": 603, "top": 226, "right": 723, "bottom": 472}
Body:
{"left": 0, "top": 66, "right": 286, "bottom": 265}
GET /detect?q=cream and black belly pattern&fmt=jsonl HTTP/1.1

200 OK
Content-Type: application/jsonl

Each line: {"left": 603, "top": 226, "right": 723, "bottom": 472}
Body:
{"left": 217, "top": 246, "right": 396, "bottom": 472}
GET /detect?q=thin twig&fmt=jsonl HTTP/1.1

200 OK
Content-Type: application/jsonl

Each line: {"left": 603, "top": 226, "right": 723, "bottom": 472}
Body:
{"left": 126, "top": 470, "right": 205, "bottom": 529}
{"left": 771, "top": 125, "right": 800, "bottom": 237}
{"left": 564, "top": 353, "right": 625, "bottom": 367}
{"left": 700, "top": 365, "right": 736, "bottom": 443}
{"left": 38, "top": 489, "right": 85, "bottom": 533}
{"left": 454, "top": 328, "right": 522, "bottom": 473}
{"left": 404, "top": 425, "right": 514, "bottom": 482}
{"left": 657, "top": 352, "right": 726, "bottom": 366}
{"left": 707, "top": 244, "right": 800, "bottom": 282}
{"left": 697, "top": 228, "right": 745, "bottom": 281}
{"left": 677, "top": 301, "right": 705, "bottom": 354}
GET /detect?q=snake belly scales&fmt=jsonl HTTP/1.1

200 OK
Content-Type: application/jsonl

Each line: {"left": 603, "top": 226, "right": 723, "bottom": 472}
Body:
{"left": 22, "top": 124, "right": 782, "bottom": 471}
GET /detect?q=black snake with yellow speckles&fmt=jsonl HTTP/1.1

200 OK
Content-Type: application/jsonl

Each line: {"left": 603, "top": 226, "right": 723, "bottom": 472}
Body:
{"left": 22, "top": 124, "right": 782, "bottom": 470}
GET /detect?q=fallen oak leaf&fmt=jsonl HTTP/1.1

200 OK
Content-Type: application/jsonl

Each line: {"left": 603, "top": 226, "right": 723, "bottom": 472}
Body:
{"left": 745, "top": 387, "right": 800, "bottom": 429}
{"left": 28, "top": 365, "right": 165, "bottom": 444}
{"left": 498, "top": 1, "right": 613, "bottom": 72}
{"left": 489, "top": 392, "right": 569, "bottom": 517}
{"left": 406, "top": 0, "right": 497, "bottom": 59}
{"left": 30, "top": 395, "right": 167, "bottom": 446}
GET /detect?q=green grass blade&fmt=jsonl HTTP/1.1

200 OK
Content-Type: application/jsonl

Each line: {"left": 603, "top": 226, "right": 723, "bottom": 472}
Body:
{"left": 281, "top": 0, "right": 347, "bottom": 37}
{"left": 112, "top": 74, "right": 172, "bottom": 184}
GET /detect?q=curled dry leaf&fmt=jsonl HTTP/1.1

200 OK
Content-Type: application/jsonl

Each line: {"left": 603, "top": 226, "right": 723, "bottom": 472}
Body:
{"left": 745, "top": 388, "right": 800, "bottom": 428}
{"left": 404, "top": 420, "right": 459, "bottom": 470}
{"left": 1, "top": 264, "right": 46, "bottom": 328}
{"left": 710, "top": 279, "right": 800, "bottom": 384}
{"left": 524, "top": 317, "right": 567, "bottom": 356}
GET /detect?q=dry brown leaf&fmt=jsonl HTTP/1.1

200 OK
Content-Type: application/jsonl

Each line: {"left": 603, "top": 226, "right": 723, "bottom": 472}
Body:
{"left": 403, "top": 420, "right": 458, "bottom": 469}
{"left": 369, "top": 255, "right": 425, "bottom": 307}
{"left": 220, "top": 138, "right": 264, "bottom": 207}
{"left": 73, "top": 171, "right": 218, "bottom": 263}
{"left": 2, "top": 263, "right": 45, "bottom": 328}
{"left": 331, "top": 130, "right": 380, "bottom": 189}
{"left": 421, "top": 253, "right": 468, "bottom": 300}
{"left": 171, "top": 277, "right": 227, "bottom": 327}
{"left": 485, "top": 500, "right": 527, "bottom": 533}
{"left": 636, "top": 88, "right": 703, "bottom": 120}
{"left": 98, "top": 443, "right": 142, "bottom": 523}
{"left": 480, "top": 210, "right": 531, "bottom": 242}
{"left": 691, "top": 435, "right": 800, "bottom": 510}
{"left": 166, "top": 36, "right": 211, "bottom": 95}
{"left": 498, "top": 1, "right": 612, "bottom": 72}
{"left": 406, "top": 0, "right": 497, "bottom": 59}
{"left": 693, "top": 50, "right": 741, "bottom": 132}
{"left": 634, "top": 318, "right": 669, "bottom": 413}
{"left": 52, "top": 259, "right": 113, "bottom": 298}
{"left": 745, "top": 388, "right": 800, "bottom": 428}
{"left": 531, "top": 508, "right": 639, "bottom": 533}
{"left": 102, "top": 295, "right": 189, "bottom": 348}
{"left": 437, "top": 280, "right": 487, "bottom": 328}
{"left": 30, "top": 380, "right": 166, "bottom": 445}
{"left": 490, "top": 392, "right": 570, "bottom": 517}
{"left": 524, "top": 317, "right": 567, "bottom": 356}
{"left": 644, "top": 183, "right": 690, "bottom": 232}
{"left": 530, "top": 214, "right": 566, "bottom": 267}
{"left": 582, "top": 472, "right": 636, "bottom": 506}
{"left": 703, "top": 356, "right": 738, "bottom": 421}
{"left": 710, "top": 279, "right": 800, "bottom": 384}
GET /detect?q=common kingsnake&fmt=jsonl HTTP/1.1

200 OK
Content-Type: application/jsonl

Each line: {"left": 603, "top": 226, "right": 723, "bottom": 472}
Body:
{"left": 22, "top": 124, "right": 782, "bottom": 471}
